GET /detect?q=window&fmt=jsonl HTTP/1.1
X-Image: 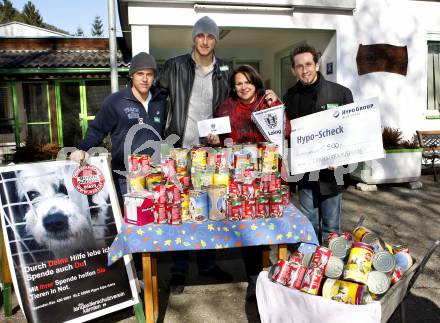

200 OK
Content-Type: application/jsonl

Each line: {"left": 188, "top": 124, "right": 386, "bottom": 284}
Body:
{"left": 22, "top": 83, "right": 51, "bottom": 144}
{"left": 428, "top": 41, "right": 440, "bottom": 110}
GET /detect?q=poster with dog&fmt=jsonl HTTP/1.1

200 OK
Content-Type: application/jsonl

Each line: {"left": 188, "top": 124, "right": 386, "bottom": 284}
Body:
{"left": 0, "top": 156, "right": 138, "bottom": 323}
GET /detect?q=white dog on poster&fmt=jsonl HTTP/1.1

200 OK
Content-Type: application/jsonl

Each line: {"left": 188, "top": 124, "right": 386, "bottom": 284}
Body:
{"left": 16, "top": 165, "right": 109, "bottom": 258}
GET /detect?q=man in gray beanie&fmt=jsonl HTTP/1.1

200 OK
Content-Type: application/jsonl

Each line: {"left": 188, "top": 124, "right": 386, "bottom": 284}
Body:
{"left": 71, "top": 51, "right": 167, "bottom": 208}
{"left": 159, "top": 16, "right": 232, "bottom": 294}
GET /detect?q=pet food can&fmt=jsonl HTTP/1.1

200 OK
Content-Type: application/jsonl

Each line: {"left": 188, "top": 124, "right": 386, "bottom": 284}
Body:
{"left": 260, "top": 143, "right": 279, "bottom": 174}
{"left": 309, "top": 246, "right": 331, "bottom": 270}
{"left": 189, "top": 190, "right": 209, "bottom": 222}
{"left": 167, "top": 204, "right": 182, "bottom": 225}
{"left": 268, "top": 260, "right": 293, "bottom": 286}
{"left": 161, "top": 157, "right": 176, "bottom": 179}
{"left": 242, "top": 198, "right": 256, "bottom": 220}
{"left": 328, "top": 235, "right": 351, "bottom": 259}
{"left": 215, "top": 148, "right": 228, "bottom": 170}
{"left": 170, "top": 148, "right": 189, "bottom": 175}
{"left": 153, "top": 203, "right": 167, "bottom": 224}
{"left": 367, "top": 271, "right": 391, "bottom": 295}
{"left": 343, "top": 242, "right": 374, "bottom": 284}
{"left": 181, "top": 190, "right": 191, "bottom": 222}
{"left": 372, "top": 251, "right": 396, "bottom": 273}
{"left": 324, "top": 256, "right": 344, "bottom": 279}
{"left": 394, "top": 251, "right": 413, "bottom": 274}
{"left": 234, "top": 152, "right": 249, "bottom": 171}
{"left": 228, "top": 177, "right": 241, "bottom": 197}
{"left": 127, "top": 173, "right": 145, "bottom": 192}
{"left": 128, "top": 154, "right": 142, "bottom": 173}
{"left": 242, "top": 143, "right": 258, "bottom": 168}
{"left": 213, "top": 171, "right": 229, "bottom": 186}
{"left": 151, "top": 182, "right": 166, "bottom": 204}
{"left": 146, "top": 169, "right": 162, "bottom": 188}
{"left": 207, "top": 184, "right": 227, "bottom": 221}
{"left": 280, "top": 185, "right": 290, "bottom": 207}
{"left": 287, "top": 263, "right": 307, "bottom": 290}
{"left": 227, "top": 197, "right": 243, "bottom": 221}
{"left": 322, "top": 279, "right": 364, "bottom": 305}
{"left": 269, "top": 193, "right": 283, "bottom": 218}
{"left": 256, "top": 193, "right": 270, "bottom": 219}
{"left": 166, "top": 183, "right": 182, "bottom": 205}
{"left": 190, "top": 145, "right": 207, "bottom": 169}
{"left": 241, "top": 180, "right": 256, "bottom": 200}
{"left": 300, "top": 267, "right": 324, "bottom": 295}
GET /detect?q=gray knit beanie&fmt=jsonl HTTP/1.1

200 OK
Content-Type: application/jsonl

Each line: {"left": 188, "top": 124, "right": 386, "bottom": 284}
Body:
{"left": 129, "top": 52, "right": 157, "bottom": 76}
{"left": 192, "top": 16, "right": 219, "bottom": 42}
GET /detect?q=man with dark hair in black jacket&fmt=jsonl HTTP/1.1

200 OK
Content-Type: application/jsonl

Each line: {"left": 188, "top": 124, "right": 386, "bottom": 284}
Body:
{"left": 70, "top": 52, "right": 167, "bottom": 208}
{"left": 284, "top": 44, "right": 353, "bottom": 244}
{"left": 159, "top": 16, "right": 232, "bottom": 294}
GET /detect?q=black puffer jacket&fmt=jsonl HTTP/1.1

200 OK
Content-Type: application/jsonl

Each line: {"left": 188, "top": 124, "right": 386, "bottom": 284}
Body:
{"left": 159, "top": 53, "right": 230, "bottom": 146}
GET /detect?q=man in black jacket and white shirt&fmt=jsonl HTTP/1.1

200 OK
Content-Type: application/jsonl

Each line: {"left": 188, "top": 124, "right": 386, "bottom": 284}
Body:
{"left": 284, "top": 45, "right": 353, "bottom": 244}
{"left": 159, "top": 16, "right": 232, "bottom": 294}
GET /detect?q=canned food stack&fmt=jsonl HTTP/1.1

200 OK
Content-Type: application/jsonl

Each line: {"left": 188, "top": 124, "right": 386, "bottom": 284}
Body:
{"left": 268, "top": 227, "right": 414, "bottom": 305}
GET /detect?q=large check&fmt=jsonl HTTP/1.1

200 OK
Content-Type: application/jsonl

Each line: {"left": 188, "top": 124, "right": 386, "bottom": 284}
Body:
{"left": 290, "top": 97, "right": 384, "bottom": 174}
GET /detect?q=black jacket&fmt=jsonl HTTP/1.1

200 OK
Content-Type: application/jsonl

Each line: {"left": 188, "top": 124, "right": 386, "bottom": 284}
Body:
{"left": 284, "top": 72, "right": 353, "bottom": 195}
{"left": 78, "top": 86, "right": 167, "bottom": 173}
{"left": 159, "top": 53, "right": 230, "bottom": 146}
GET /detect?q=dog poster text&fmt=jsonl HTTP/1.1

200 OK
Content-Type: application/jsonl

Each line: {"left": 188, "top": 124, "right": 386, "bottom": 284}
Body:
{"left": 0, "top": 157, "right": 138, "bottom": 323}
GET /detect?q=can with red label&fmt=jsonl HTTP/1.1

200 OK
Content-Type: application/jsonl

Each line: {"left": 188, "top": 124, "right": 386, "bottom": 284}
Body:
{"left": 128, "top": 154, "right": 142, "bottom": 173}
{"left": 268, "top": 260, "right": 293, "bottom": 286}
{"left": 289, "top": 251, "right": 304, "bottom": 264}
{"left": 300, "top": 267, "right": 324, "bottom": 295}
{"left": 242, "top": 198, "right": 256, "bottom": 220}
{"left": 215, "top": 148, "right": 228, "bottom": 169}
{"left": 269, "top": 193, "right": 283, "bottom": 218}
{"left": 161, "top": 157, "right": 176, "bottom": 179}
{"left": 170, "top": 148, "right": 188, "bottom": 175}
{"left": 268, "top": 173, "right": 281, "bottom": 193}
{"left": 139, "top": 155, "right": 151, "bottom": 174}
{"left": 152, "top": 182, "right": 167, "bottom": 204}
{"left": 241, "top": 180, "right": 256, "bottom": 200}
{"left": 234, "top": 152, "right": 249, "bottom": 171}
{"left": 391, "top": 267, "right": 402, "bottom": 284}
{"left": 309, "top": 246, "right": 331, "bottom": 270}
{"left": 166, "top": 183, "right": 181, "bottom": 205}
{"left": 167, "top": 204, "right": 182, "bottom": 225}
{"left": 227, "top": 197, "right": 242, "bottom": 221}
{"left": 154, "top": 203, "right": 167, "bottom": 224}
{"left": 280, "top": 185, "right": 290, "bottom": 206}
{"left": 256, "top": 193, "right": 270, "bottom": 219}
{"left": 287, "top": 264, "right": 307, "bottom": 290}
{"left": 146, "top": 169, "right": 163, "bottom": 189}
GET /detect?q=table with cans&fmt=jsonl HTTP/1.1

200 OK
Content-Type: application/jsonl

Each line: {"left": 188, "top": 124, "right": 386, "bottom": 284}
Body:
{"left": 108, "top": 204, "right": 318, "bottom": 323}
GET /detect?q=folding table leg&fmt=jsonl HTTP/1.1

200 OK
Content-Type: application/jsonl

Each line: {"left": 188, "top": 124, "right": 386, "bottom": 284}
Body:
{"left": 142, "top": 253, "right": 156, "bottom": 323}
{"left": 279, "top": 244, "right": 288, "bottom": 260}
{"left": 151, "top": 254, "right": 158, "bottom": 317}
{"left": 262, "top": 246, "right": 271, "bottom": 267}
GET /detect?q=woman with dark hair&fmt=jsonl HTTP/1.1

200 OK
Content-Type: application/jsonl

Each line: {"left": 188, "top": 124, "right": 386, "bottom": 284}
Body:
{"left": 207, "top": 65, "right": 290, "bottom": 301}
{"left": 208, "top": 64, "right": 289, "bottom": 146}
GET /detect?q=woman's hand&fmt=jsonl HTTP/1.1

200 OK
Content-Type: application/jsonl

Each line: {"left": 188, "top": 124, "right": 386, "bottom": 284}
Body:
{"left": 70, "top": 149, "right": 89, "bottom": 163}
{"left": 207, "top": 133, "right": 221, "bottom": 146}
{"left": 264, "top": 89, "right": 279, "bottom": 106}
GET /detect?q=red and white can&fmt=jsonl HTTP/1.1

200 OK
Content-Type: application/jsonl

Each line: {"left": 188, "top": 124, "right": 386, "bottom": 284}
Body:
{"left": 269, "top": 260, "right": 293, "bottom": 286}
{"left": 167, "top": 204, "right": 182, "bottom": 225}
{"left": 241, "top": 180, "right": 256, "bottom": 200}
{"left": 256, "top": 193, "right": 269, "bottom": 219}
{"left": 242, "top": 199, "right": 256, "bottom": 220}
{"left": 287, "top": 264, "right": 307, "bottom": 290}
{"left": 154, "top": 203, "right": 167, "bottom": 224}
{"left": 152, "top": 182, "right": 167, "bottom": 204}
{"left": 300, "top": 267, "right": 324, "bottom": 295}
{"left": 227, "top": 197, "right": 242, "bottom": 221}
{"left": 309, "top": 246, "right": 331, "bottom": 270}
{"left": 269, "top": 193, "right": 283, "bottom": 218}
{"left": 166, "top": 183, "right": 182, "bottom": 205}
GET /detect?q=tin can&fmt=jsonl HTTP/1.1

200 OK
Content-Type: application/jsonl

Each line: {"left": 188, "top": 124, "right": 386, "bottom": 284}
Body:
{"left": 227, "top": 197, "right": 243, "bottom": 221}
{"left": 391, "top": 267, "right": 402, "bottom": 284}
{"left": 153, "top": 203, "right": 167, "bottom": 224}
{"left": 280, "top": 185, "right": 290, "bottom": 207}
{"left": 201, "top": 169, "right": 214, "bottom": 187}
{"left": 152, "top": 182, "right": 167, "bottom": 204}
{"left": 242, "top": 143, "right": 258, "bottom": 169}
{"left": 215, "top": 148, "right": 228, "bottom": 169}
{"left": 146, "top": 169, "right": 163, "bottom": 188}
{"left": 328, "top": 235, "right": 351, "bottom": 259}
{"left": 343, "top": 242, "right": 374, "bottom": 284}
{"left": 289, "top": 251, "right": 304, "bottom": 264}
{"left": 259, "top": 142, "right": 279, "bottom": 174}
{"left": 167, "top": 204, "right": 182, "bottom": 225}
{"left": 310, "top": 246, "right": 331, "bottom": 270}
{"left": 300, "top": 267, "right": 324, "bottom": 295}
{"left": 301, "top": 252, "right": 313, "bottom": 267}
{"left": 229, "top": 177, "right": 241, "bottom": 197}
{"left": 189, "top": 190, "right": 209, "bottom": 222}
{"left": 372, "top": 251, "right": 396, "bottom": 273}
{"left": 170, "top": 148, "right": 189, "bottom": 175}
{"left": 241, "top": 180, "right": 256, "bottom": 200}
{"left": 234, "top": 152, "right": 249, "bottom": 170}
{"left": 392, "top": 244, "right": 410, "bottom": 254}
{"left": 161, "top": 157, "right": 176, "bottom": 179}
{"left": 166, "top": 183, "right": 182, "bottom": 205}
{"left": 268, "top": 173, "right": 281, "bottom": 193}
{"left": 177, "top": 174, "right": 191, "bottom": 188}
{"left": 139, "top": 155, "right": 151, "bottom": 174}
{"left": 287, "top": 264, "right": 307, "bottom": 290}
{"left": 260, "top": 175, "right": 270, "bottom": 193}
{"left": 367, "top": 271, "right": 391, "bottom": 295}
{"left": 207, "top": 184, "right": 227, "bottom": 221}
{"left": 256, "top": 193, "right": 270, "bottom": 219}
{"left": 394, "top": 251, "right": 413, "bottom": 274}
{"left": 128, "top": 154, "right": 142, "bottom": 173}
{"left": 127, "top": 173, "right": 145, "bottom": 192}
{"left": 213, "top": 171, "right": 229, "bottom": 186}
{"left": 269, "top": 193, "right": 283, "bottom": 218}
{"left": 191, "top": 145, "right": 207, "bottom": 169}
{"left": 322, "top": 279, "right": 364, "bottom": 304}
{"left": 181, "top": 190, "right": 191, "bottom": 222}
{"left": 268, "top": 260, "right": 293, "bottom": 286}
{"left": 242, "top": 199, "right": 256, "bottom": 220}
{"left": 324, "top": 256, "right": 344, "bottom": 279}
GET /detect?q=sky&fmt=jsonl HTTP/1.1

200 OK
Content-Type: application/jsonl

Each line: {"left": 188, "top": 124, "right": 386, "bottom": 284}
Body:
{"left": 11, "top": 0, "right": 122, "bottom": 37}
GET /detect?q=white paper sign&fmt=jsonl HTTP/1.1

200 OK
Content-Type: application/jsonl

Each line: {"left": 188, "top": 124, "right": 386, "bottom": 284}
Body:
{"left": 290, "top": 97, "right": 384, "bottom": 174}
{"left": 198, "top": 116, "right": 231, "bottom": 137}
{"left": 251, "top": 104, "right": 285, "bottom": 157}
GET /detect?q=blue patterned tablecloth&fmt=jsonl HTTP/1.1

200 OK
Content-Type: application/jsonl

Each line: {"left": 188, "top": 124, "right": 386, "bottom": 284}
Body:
{"left": 108, "top": 204, "right": 318, "bottom": 265}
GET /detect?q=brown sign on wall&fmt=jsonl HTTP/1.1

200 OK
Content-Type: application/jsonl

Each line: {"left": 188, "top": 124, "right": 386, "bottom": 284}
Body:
{"left": 356, "top": 44, "right": 408, "bottom": 76}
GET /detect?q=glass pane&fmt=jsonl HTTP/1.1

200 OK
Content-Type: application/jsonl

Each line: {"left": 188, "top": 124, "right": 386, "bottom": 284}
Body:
{"left": 0, "top": 86, "right": 14, "bottom": 135}
{"left": 22, "top": 83, "right": 48, "bottom": 123}
{"left": 27, "top": 123, "right": 50, "bottom": 144}
{"left": 60, "top": 83, "right": 81, "bottom": 147}
{"left": 85, "top": 80, "right": 111, "bottom": 116}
